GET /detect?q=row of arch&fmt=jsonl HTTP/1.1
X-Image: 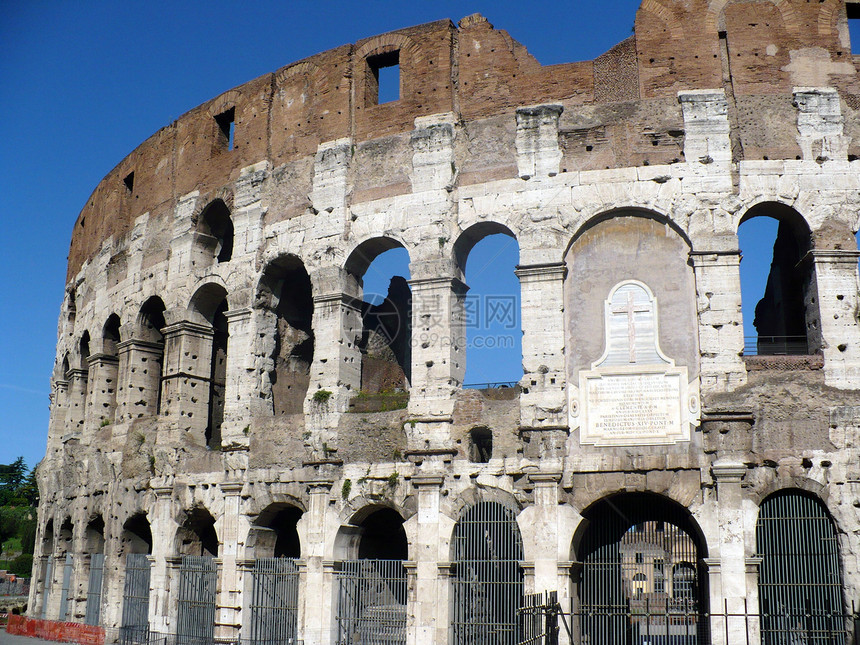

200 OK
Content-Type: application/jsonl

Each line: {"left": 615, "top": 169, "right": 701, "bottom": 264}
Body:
{"left": 59, "top": 199, "right": 825, "bottom": 443}
{"left": 37, "top": 487, "right": 849, "bottom": 643}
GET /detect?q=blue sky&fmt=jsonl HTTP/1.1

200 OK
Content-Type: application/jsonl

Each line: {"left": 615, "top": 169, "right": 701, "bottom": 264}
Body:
{"left": 0, "top": 1, "right": 819, "bottom": 470}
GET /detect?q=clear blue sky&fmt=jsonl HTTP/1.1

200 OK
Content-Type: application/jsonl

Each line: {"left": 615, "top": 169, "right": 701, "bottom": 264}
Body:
{"left": 1, "top": 1, "right": 829, "bottom": 471}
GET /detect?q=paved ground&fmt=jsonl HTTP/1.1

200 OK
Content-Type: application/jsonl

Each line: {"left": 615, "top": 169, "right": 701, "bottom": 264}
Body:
{"left": 0, "top": 630, "right": 55, "bottom": 645}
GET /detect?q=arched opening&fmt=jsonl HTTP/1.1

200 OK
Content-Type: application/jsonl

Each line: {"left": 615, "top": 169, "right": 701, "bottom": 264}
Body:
{"left": 103, "top": 314, "right": 121, "bottom": 355}
{"left": 135, "top": 297, "right": 166, "bottom": 416}
{"left": 57, "top": 518, "right": 74, "bottom": 621}
{"left": 738, "top": 204, "right": 814, "bottom": 355}
{"left": 573, "top": 493, "right": 708, "bottom": 644}
{"left": 247, "top": 504, "right": 304, "bottom": 644}
{"left": 74, "top": 331, "right": 91, "bottom": 432}
{"left": 452, "top": 500, "right": 524, "bottom": 645}
{"left": 345, "top": 239, "right": 412, "bottom": 395}
{"left": 756, "top": 490, "right": 847, "bottom": 643}
{"left": 257, "top": 256, "right": 315, "bottom": 415}
{"left": 120, "top": 514, "right": 152, "bottom": 642}
{"left": 80, "top": 332, "right": 91, "bottom": 367}
{"left": 335, "top": 506, "right": 408, "bottom": 645}
{"left": 189, "top": 285, "right": 229, "bottom": 448}
{"left": 196, "top": 199, "right": 234, "bottom": 264}
{"left": 84, "top": 516, "right": 105, "bottom": 626}
{"left": 176, "top": 507, "right": 218, "bottom": 644}
{"left": 453, "top": 223, "right": 522, "bottom": 388}
{"left": 39, "top": 520, "right": 54, "bottom": 619}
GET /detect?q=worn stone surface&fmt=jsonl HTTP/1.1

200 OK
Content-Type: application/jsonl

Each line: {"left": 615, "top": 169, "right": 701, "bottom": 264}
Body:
{"left": 32, "top": 3, "right": 860, "bottom": 644}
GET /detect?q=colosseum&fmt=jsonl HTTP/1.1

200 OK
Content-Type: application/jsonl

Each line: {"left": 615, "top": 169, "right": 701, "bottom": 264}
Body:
{"left": 24, "top": 1, "right": 860, "bottom": 644}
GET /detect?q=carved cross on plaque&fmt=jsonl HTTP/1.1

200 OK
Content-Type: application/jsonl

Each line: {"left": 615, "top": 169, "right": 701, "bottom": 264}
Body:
{"left": 611, "top": 291, "right": 650, "bottom": 363}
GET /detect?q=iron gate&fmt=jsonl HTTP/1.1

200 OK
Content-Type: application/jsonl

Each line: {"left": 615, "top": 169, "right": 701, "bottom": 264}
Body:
{"left": 452, "top": 501, "right": 524, "bottom": 645}
{"left": 518, "top": 591, "right": 561, "bottom": 645}
{"left": 249, "top": 557, "right": 301, "bottom": 645}
{"left": 120, "top": 553, "right": 152, "bottom": 644}
{"left": 336, "top": 559, "right": 407, "bottom": 645}
{"left": 578, "top": 498, "right": 707, "bottom": 645}
{"left": 58, "top": 553, "right": 73, "bottom": 621}
{"left": 41, "top": 556, "right": 53, "bottom": 619}
{"left": 84, "top": 553, "right": 105, "bottom": 626}
{"left": 757, "top": 490, "right": 847, "bottom": 645}
{"left": 176, "top": 555, "right": 217, "bottom": 645}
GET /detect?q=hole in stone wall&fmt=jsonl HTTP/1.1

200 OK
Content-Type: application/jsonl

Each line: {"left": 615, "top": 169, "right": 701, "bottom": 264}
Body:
{"left": 366, "top": 50, "right": 400, "bottom": 106}
{"left": 469, "top": 426, "right": 493, "bottom": 463}
{"left": 738, "top": 204, "right": 813, "bottom": 356}
{"left": 123, "top": 171, "right": 135, "bottom": 193}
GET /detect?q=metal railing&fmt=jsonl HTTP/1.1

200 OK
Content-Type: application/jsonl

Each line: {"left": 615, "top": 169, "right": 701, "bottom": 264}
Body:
{"left": 743, "top": 335, "right": 809, "bottom": 356}
{"left": 463, "top": 381, "right": 519, "bottom": 390}
{"left": 336, "top": 559, "right": 406, "bottom": 645}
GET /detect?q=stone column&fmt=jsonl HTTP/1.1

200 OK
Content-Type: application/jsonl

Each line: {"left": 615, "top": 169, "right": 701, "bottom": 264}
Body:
{"left": 806, "top": 250, "right": 860, "bottom": 387}
{"left": 160, "top": 321, "right": 214, "bottom": 446}
{"left": 516, "top": 263, "right": 567, "bottom": 431}
{"left": 115, "top": 339, "right": 163, "bottom": 424}
{"left": 65, "top": 368, "right": 88, "bottom": 437}
{"left": 407, "top": 260, "right": 467, "bottom": 448}
{"left": 300, "top": 480, "right": 335, "bottom": 645}
{"left": 690, "top": 251, "right": 747, "bottom": 393}
{"left": 84, "top": 352, "right": 120, "bottom": 433}
{"left": 306, "top": 267, "right": 363, "bottom": 454}
{"left": 215, "top": 482, "right": 243, "bottom": 641}
{"left": 100, "top": 524, "right": 124, "bottom": 631}
{"left": 709, "top": 462, "right": 750, "bottom": 645}
{"left": 47, "top": 380, "right": 69, "bottom": 453}
{"left": 28, "top": 555, "right": 51, "bottom": 618}
{"left": 221, "top": 309, "right": 254, "bottom": 448}
{"left": 406, "top": 475, "right": 447, "bottom": 645}
{"left": 149, "top": 487, "right": 174, "bottom": 634}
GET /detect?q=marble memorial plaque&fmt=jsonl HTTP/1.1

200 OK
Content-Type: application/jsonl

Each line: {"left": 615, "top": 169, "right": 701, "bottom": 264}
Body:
{"left": 570, "top": 280, "right": 699, "bottom": 446}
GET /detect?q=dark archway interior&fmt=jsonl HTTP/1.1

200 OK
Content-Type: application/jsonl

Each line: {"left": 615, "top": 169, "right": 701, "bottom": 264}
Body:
{"left": 256, "top": 505, "right": 303, "bottom": 558}
{"left": 139, "top": 297, "right": 166, "bottom": 343}
{"left": 358, "top": 508, "right": 407, "bottom": 560}
{"left": 200, "top": 200, "right": 234, "bottom": 263}
{"left": 122, "top": 513, "right": 153, "bottom": 555}
{"left": 207, "top": 299, "right": 229, "bottom": 448}
{"left": 85, "top": 516, "right": 105, "bottom": 554}
{"left": 178, "top": 507, "right": 219, "bottom": 557}
{"left": 103, "top": 314, "right": 121, "bottom": 354}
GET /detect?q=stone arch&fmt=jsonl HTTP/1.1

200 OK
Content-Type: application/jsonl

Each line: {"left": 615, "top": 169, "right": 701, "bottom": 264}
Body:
{"left": 137, "top": 296, "right": 166, "bottom": 341}
{"left": 102, "top": 314, "right": 121, "bottom": 355}
{"left": 334, "top": 503, "right": 409, "bottom": 561}
{"left": 448, "top": 485, "right": 523, "bottom": 526}
{"left": 452, "top": 221, "right": 518, "bottom": 275}
{"left": 737, "top": 201, "right": 815, "bottom": 355}
{"left": 120, "top": 512, "right": 153, "bottom": 556}
{"left": 256, "top": 254, "right": 315, "bottom": 415}
{"left": 572, "top": 492, "right": 710, "bottom": 643}
{"left": 707, "top": 0, "right": 800, "bottom": 36}
{"left": 79, "top": 330, "right": 91, "bottom": 370}
{"left": 174, "top": 505, "right": 219, "bottom": 557}
{"left": 638, "top": 0, "right": 685, "bottom": 40}
{"left": 756, "top": 488, "right": 846, "bottom": 641}
{"left": 193, "top": 198, "right": 234, "bottom": 265}
{"left": 345, "top": 236, "right": 413, "bottom": 393}
{"left": 248, "top": 502, "right": 304, "bottom": 559}
{"left": 566, "top": 207, "right": 694, "bottom": 258}
{"left": 817, "top": 1, "right": 841, "bottom": 38}
{"left": 207, "top": 89, "right": 243, "bottom": 119}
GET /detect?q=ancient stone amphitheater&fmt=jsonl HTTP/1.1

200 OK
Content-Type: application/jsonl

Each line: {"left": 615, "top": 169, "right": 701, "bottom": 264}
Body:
{"left": 27, "top": 2, "right": 860, "bottom": 644}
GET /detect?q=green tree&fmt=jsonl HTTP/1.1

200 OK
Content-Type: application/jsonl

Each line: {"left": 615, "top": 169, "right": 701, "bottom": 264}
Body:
{"left": 0, "top": 457, "right": 27, "bottom": 506}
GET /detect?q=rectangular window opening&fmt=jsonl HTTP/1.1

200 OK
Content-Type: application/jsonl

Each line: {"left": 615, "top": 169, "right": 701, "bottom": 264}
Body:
{"left": 123, "top": 171, "right": 135, "bottom": 193}
{"left": 366, "top": 50, "right": 400, "bottom": 106}
{"left": 215, "top": 108, "right": 236, "bottom": 151}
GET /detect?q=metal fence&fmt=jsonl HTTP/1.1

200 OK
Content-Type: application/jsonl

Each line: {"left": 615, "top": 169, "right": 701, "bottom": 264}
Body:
{"left": 176, "top": 555, "right": 217, "bottom": 645}
{"left": 518, "top": 592, "right": 559, "bottom": 645}
{"left": 249, "top": 557, "right": 300, "bottom": 645}
{"left": 120, "top": 553, "right": 152, "bottom": 645}
{"left": 336, "top": 559, "right": 406, "bottom": 645}
{"left": 452, "top": 501, "right": 524, "bottom": 645}
{"left": 757, "top": 491, "right": 846, "bottom": 645}
{"left": 743, "top": 335, "right": 809, "bottom": 356}
{"left": 85, "top": 553, "right": 105, "bottom": 626}
{"left": 58, "top": 553, "right": 73, "bottom": 621}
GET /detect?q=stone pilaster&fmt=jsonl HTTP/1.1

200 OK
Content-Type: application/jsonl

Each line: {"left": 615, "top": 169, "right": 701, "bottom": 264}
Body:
{"left": 690, "top": 251, "right": 747, "bottom": 392}
{"left": 411, "top": 113, "right": 456, "bottom": 192}
{"left": 515, "top": 104, "right": 563, "bottom": 179}
{"left": 115, "top": 339, "right": 163, "bottom": 424}
{"left": 215, "top": 482, "right": 244, "bottom": 641}
{"left": 160, "top": 321, "right": 214, "bottom": 445}
{"left": 709, "top": 462, "right": 750, "bottom": 645}
{"left": 516, "top": 263, "right": 567, "bottom": 430}
{"left": 47, "top": 380, "right": 69, "bottom": 453}
{"left": 150, "top": 487, "right": 174, "bottom": 634}
{"left": 84, "top": 353, "right": 120, "bottom": 433}
{"left": 678, "top": 89, "right": 731, "bottom": 164}
{"left": 806, "top": 250, "right": 860, "bottom": 387}
{"left": 221, "top": 308, "right": 254, "bottom": 448}
{"left": 406, "top": 475, "right": 447, "bottom": 645}
{"left": 301, "top": 480, "right": 335, "bottom": 645}
{"left": 65, "top": 368, "right": 88, "bottom": 437}
{"left": 793, "top": 87, "right": 849, "bottom": 162}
